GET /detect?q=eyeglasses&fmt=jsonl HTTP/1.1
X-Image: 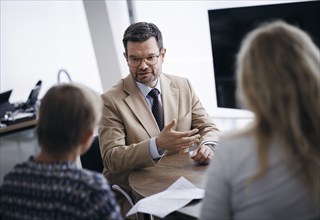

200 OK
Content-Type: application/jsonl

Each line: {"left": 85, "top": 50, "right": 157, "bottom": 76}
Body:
{"left": 126, "top": 54, "right": 161, "bottom": 68}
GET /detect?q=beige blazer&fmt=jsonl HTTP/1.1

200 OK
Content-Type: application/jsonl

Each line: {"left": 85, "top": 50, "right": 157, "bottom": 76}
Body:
{"left": 98, "top": 73, "right": 219, "bottom": 191}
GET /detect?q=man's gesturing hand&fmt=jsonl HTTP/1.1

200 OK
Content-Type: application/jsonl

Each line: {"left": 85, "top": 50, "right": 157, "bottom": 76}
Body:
{"left": 156, "top": 119, "right": 200, "bottom": 152}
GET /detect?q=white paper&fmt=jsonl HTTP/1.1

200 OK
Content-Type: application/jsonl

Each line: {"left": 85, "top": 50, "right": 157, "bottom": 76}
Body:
{"left": 126, "top": 176, "right": 204, "bottom": 218}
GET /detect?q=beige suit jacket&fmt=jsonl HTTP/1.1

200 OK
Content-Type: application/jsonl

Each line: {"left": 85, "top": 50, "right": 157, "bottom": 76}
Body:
{"left": 98, "top": 73, "right": 219, "bottom": 191}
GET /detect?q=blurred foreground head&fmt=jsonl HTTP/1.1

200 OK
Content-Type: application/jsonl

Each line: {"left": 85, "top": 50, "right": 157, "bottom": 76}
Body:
{"left": 236, "top": 20, "right": 320, "bottom": 193}
{"left": 36, "top": 83, "right": 102, "bottom": 154}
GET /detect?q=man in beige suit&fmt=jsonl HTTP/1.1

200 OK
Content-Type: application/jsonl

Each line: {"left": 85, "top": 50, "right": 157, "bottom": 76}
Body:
{"left": 99, "top": 22, "right": 219, "bottom": 217}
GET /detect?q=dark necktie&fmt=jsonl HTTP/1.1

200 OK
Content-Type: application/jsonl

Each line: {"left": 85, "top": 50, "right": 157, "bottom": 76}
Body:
{"left": 148, "top": 88, "right": 164, "bottom": 131}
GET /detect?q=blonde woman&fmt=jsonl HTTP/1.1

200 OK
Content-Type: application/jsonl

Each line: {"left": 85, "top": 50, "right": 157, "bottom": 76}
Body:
{"left": 200, "top": 21, "right": 320, "bottom": 220}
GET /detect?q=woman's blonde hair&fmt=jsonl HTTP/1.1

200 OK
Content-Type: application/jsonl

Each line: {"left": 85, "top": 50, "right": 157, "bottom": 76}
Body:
{"left": 37, "top": 83, "right": 102, "bottom": 153}
{"left": 236, "top": 20, "right": 320, "bottom": 194}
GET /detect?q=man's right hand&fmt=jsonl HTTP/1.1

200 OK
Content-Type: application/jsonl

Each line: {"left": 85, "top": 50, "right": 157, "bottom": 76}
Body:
{"left": 156, "top": 119, "right": 200, "bottom": 152}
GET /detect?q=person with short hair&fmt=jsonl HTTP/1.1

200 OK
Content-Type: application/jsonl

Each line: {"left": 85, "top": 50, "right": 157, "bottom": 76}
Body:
{"left": 200, "top": 20, "right": 320, "bottom": 220}
{"left": 0, "top": 83, "right": 123, "bottom": 220}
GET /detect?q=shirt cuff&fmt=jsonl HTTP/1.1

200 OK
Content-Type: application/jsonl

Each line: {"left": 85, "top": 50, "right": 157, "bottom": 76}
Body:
{"left": 149, "top": 137, "right": 165, "bottom": 159}
{"left": 203, "top": 141, "right": 218, "bottom": 151}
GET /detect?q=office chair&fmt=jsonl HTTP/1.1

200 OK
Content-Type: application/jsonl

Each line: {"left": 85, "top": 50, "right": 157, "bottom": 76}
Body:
{"left": 80, "top": 136, "right": 104, "bottom": 173}
{"left": 80, "top": 136, "right": 139, "bottom": 220}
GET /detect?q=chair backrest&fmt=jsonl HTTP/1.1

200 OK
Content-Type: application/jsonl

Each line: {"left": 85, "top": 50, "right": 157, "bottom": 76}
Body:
{"left": 80, "top": 136, "right": 104, "bottom": 173}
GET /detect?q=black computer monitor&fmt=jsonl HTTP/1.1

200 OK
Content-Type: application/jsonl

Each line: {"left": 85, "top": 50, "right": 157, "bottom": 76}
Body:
{"left": 208, "top": 0, "right": 320, "bottom": 109}
{"left": 0, "top": 90, "right": 14, "bottom": 118}
{"left": 0, "top": 90, "right": 12, "bottom": 104}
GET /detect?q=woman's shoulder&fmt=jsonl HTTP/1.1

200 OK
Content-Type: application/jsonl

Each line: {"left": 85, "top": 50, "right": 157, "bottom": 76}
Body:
{"left": 217, "top": 130, "right": 256, "bottom": 152}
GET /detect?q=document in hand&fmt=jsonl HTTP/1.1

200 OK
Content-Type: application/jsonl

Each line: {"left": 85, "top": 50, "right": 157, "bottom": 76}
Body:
{"left": 126, "top": 176, "right": 204, "bottom": 218}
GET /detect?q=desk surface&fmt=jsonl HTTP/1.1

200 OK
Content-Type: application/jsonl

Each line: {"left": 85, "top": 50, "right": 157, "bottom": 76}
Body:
{"left": 0, "top": 118, "right": 37, "bottom": 135}
{"left": 129, "top": 152, "right": 208, "bottom": 219}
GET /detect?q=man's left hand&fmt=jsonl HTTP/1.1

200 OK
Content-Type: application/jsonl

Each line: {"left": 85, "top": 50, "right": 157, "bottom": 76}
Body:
{"left": 190, "top": 144, "right": 213, "bottom": 164}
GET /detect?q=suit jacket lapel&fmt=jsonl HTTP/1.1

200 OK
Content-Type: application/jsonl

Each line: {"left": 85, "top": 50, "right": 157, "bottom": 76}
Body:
{"left": 123, "top": 75, "right": 160, "bottom": 138}
{"left": 160, "top": 74, "right": 179, "bottom": 126}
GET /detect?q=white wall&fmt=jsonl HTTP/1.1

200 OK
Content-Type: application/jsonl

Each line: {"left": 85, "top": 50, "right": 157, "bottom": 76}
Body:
{"left": 1, "top": 0, "right": 309, "bottom": 119}
{"left": 0, "top": 1, "right": 102, "bottom": 103}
